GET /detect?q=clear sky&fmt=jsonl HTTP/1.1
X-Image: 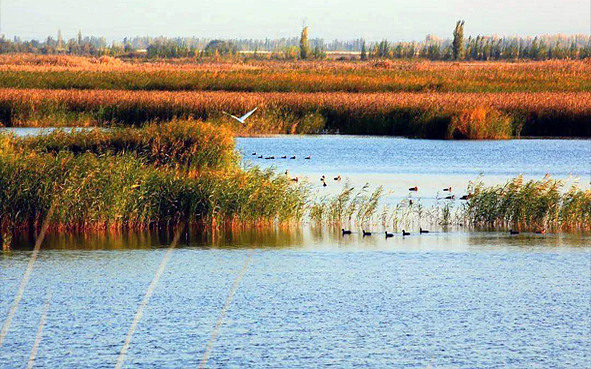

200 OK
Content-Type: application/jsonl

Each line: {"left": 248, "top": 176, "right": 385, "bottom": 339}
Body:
{"left": 3, "top": 0, "right": 590, "bottom": 41}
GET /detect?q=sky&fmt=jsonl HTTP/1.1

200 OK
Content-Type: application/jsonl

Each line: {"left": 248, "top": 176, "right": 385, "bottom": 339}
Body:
{"left": 3, "top": 0, "right": 590, "bottom": 42}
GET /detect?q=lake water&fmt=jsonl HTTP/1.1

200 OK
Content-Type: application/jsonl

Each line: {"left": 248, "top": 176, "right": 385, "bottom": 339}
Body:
{"left": 236, "top": 135, "right": 591, "bottom": 203}
{"left": 1, "top": 131, "right": 590, "bottom": 368}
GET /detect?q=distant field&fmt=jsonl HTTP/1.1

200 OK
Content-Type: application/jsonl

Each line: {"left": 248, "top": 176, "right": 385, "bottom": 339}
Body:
{"left": 0, "top": 55, "right": 589, "bottom": 93}
{"left": 0, "top": 55, "right": 589, "bottom": 138}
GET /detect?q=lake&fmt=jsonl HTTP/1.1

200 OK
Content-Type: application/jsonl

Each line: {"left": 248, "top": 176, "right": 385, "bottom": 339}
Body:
{"left": 1, "top": 131, "right": 590, "bottom": 368}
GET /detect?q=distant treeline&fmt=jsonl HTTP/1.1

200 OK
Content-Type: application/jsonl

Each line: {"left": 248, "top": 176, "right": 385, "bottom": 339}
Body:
{"left": 0, "top": 30, "right": 589, "bottom": 61}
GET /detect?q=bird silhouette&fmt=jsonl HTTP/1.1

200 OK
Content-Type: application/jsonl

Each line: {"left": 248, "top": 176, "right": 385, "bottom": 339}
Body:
{"left": 222, "top": 107, "right": 258, "bottom": 124}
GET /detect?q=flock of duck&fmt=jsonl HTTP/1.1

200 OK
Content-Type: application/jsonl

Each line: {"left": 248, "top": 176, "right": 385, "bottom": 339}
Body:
{"left": 341, "top": 228, "right": 431, "bottom": 238}
{"left": 341, "top": 227, "right": 545, "bottom": 238}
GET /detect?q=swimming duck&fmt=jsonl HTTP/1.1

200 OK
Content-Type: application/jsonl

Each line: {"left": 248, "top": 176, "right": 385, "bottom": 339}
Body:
{"left": 420, "top": 228, "right": 429, "bottom": 234}
{"left": 402, "top": 230, "right": 411, "bottom": 236}
{"left": 385, "top": 231, "right": 394, "bottom": 238}
{"left": 342, "top": 229, "right": 352, "bottom": 235}
{"left": 363, "top": 230, "right": 372, "bottom": 237}
{"left": 409, "top": 186, "right": 418, "bottom": 192}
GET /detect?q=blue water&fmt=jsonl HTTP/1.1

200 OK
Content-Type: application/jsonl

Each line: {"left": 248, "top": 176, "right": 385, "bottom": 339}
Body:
{"left": 1, "top": 131, "right": 590, "bottom": 368}
{"left": 1, "top": 231, "right": 590, "bottom": 368}
{"left": 236, "top": 135, "right": 591, "bottom": 178}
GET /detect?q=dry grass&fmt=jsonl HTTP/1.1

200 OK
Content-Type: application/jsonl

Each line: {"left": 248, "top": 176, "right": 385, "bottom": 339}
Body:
{"left": 0, "top": 55, "right": 588, "bottom": 92}
{"left": 0, "top": 88, "right": 589, "bottom": 137}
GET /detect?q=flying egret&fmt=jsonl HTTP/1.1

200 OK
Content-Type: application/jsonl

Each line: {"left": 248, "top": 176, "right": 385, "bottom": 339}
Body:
{"left": 223, "top": 107, "right": 258, "bottom": 124}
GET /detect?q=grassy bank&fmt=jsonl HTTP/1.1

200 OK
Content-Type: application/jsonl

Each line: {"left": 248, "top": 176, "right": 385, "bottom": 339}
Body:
{"left": 0, "top": 122, "right": 307, "bottom": 233}
{"left": 1, "top": 89, "right": 589, "bottom": 138}
{"left": 0, "top": 56, "right": 589, "bottom": 93}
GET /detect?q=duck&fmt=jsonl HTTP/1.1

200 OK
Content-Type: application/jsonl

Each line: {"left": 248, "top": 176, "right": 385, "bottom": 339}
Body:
{"left": 290, "top": 156, "right": 296, "bottom": 159}
{"left": 420, "top": 227, "right": 429, "bottom": 234}
{"left": 460, "top": 194, "right": 472, "bottom": 200}
{"left": 323, "top": 181, "right": 327, "bottom": 187}
{"left": 320, "top": 175, "right": 326, "bottom": 182}
{"left": 281, "top": 155, "right": 287, "bottom": 159}
{"left": 285, "top": 170, "right": 289, "bottom": 176}
{"left": 443, "top": 187, "right": 452, "bottom": 192}
{"left": 258, "top": 155, "right": 263, "bottom": 159}
{"left": 509, "top": 230, "right": 520, "bottom": 235}
{"left": 334, "top": 175, "right": 341, "bottom": 181}
{"left": 252, "top": 152, "right": 257, "bottom": 156}
{"left": 342, "top": 229, "right": 352, "bottom": 235}
{"left": 445, "top": 195, "right": 455, "bottom": 200}
{"left": 362, "top": 230, "right": 372, "bottom": 237}
{"left": 290, "top": 177, "right": 299, "bottom": 182}
{"left": 535, "top": 229, "right": 546, "bottom": 235}
{"left": 409, "top": 186, "right": 418, "bottom": 192}
{"left": 265, "top": 156, "right": 275, "bottom": 160}
{"left": 402, "top": 230, "right": 411, "bottom": 236}
{"left": 305, "top": 156, "right": 311, "bottom": 160}
{"left": 409, "top": 199, "right": 414, "bottom": 206}
{"left": 385, "top": 231, "right": 394, "bottom": 238}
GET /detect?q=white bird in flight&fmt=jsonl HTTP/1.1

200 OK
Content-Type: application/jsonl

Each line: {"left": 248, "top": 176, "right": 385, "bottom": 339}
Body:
{"left": 223, "top": 107, "right": 258, "bottom": 124}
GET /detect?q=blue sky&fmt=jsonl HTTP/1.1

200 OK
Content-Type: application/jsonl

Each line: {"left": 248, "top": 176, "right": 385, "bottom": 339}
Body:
{"left": 3, "top": 0, "right": 590, "bottom": 41}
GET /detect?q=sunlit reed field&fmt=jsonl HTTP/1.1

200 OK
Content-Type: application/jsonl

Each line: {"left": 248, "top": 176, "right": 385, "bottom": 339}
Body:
{"left": 0, "top": 55, "right": 589, "bottom": 138}
{"left": 0, "top": 88, "right": 589, "bottom": 138}
{"left": 0, "top": 55, "right": 589, "bottom": 93}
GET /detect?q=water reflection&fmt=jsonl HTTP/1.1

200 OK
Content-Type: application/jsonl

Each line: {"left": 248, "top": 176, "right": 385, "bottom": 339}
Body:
{"left": 6, "top": 226, "right": 591, "bottom": 252}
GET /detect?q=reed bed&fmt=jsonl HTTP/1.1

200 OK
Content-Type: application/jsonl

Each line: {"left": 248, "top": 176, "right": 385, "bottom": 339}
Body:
{"left": 0, "top": 89, "right": 589, "bottom": 137}
{"left": 308, "top": 177, "right": 591, "bottom": 232}
{"left": 465, "top": 176, "right": 591, "bottom": 231}
{"left": 0, "top": 122, "right": 307, "bottom": 233}
{"left": 0, "top": 56, "right": 589, "bottom": 93}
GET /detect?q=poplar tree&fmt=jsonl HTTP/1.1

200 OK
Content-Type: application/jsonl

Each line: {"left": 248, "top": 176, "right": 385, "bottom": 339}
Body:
{"left": 360, "top": 40, "right": 367, "bottom": 60}
{"left": 452, "top": 20, "right": 465, "bottom": 60}
{"left": 300, "top": 26, "right": 309, "bottom": 60}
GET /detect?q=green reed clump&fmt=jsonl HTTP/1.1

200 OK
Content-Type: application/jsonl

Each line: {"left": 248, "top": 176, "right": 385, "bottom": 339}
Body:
{"left": 0, "top": 124, "right": 308, "bottom": 232}
{"left": 10, "top": 120, "right": 238, "bottom": 171}
{"left": 465, "top": 176, "right": 591, "bottom": 231}
{"left": 308, "top": 184, "right": 384, "bottom": 226}
{"left": 0, "top": 150, "right": 307, "bottom": 231}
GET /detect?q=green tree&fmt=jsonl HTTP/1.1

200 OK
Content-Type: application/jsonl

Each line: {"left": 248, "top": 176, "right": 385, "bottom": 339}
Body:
{"left": 452, "top": 20, "right": 465, "bottom": 60}
{"left": 360, "top": 40, "right": 367, "bottom": 60}
{"left": 300, "top": 26, "right": 309, "bottom": 59}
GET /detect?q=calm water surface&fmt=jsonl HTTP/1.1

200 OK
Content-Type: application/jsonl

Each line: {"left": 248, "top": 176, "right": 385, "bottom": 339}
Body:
{"left": 1, "top": 130, "right": 590, "bottom": 368}
{"left": 236, "top": 135, "right": 591, "bottom": 202}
